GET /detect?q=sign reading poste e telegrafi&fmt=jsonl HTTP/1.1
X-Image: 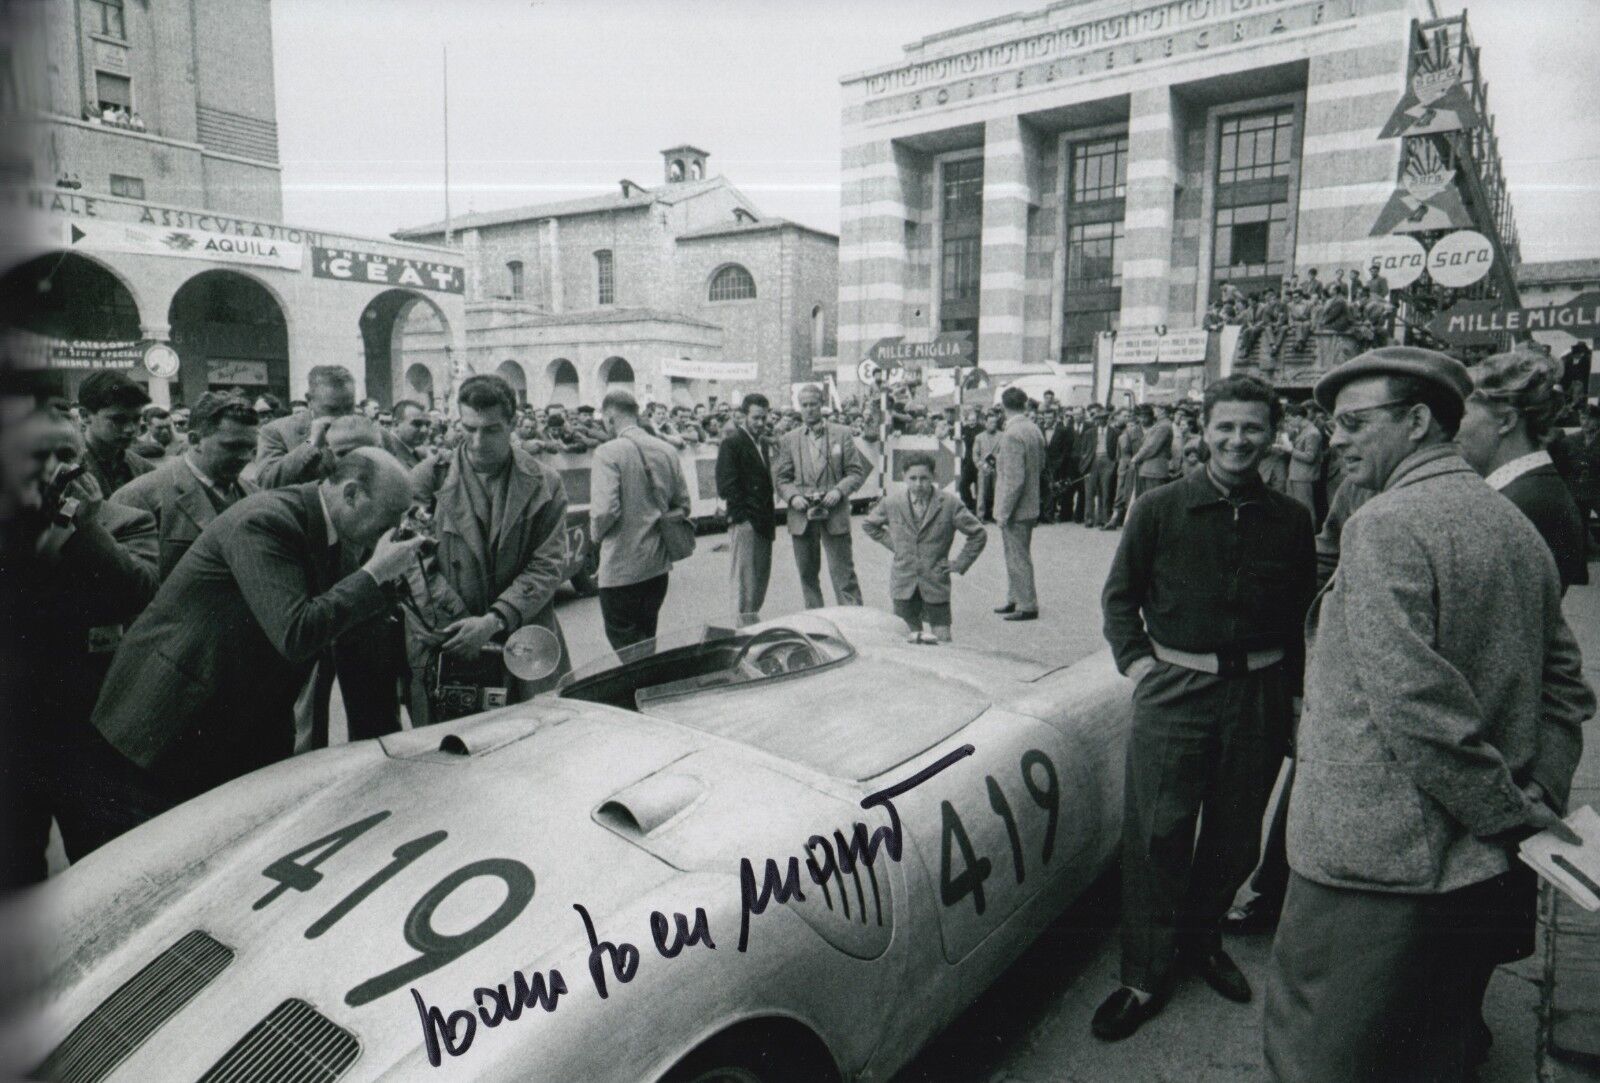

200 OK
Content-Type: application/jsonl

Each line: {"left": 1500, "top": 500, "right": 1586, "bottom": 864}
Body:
{"left": 312, "top": 247, "right": 464, "bottom": 294}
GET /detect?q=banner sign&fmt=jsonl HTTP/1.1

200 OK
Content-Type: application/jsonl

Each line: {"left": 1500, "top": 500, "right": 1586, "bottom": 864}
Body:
{"left": 1370, "top": 141, "right": 1472, "bottom": 235}
{"left": 208, "top": 360, "right": 271, "bottom": 385}
{"left": 1426, "top": 293, "right": 1600, "bottom": 345}
{"left": 67, "top": 219, "right": 303, "bottom": 270}
{"left": 658, "top": 357, "right": 758, "bottom": 381}
{"left": 1112, "top": 328, "right": 1208, "bottom": 366}
{"left": 1361, "top": 234, "right": 1428, "bottom": 288}
{"left": 1378, "top": 64, "right": 1481, "bottom": 138}
{"left": 312, "top": 246, "right": 463, "bottom": 293}
{"left": 1, "top": 331, "right": 142, "bottom": 369}
{"left": 1425, "top": 229, "right": 1494, "bottom": 288}
{"left": 868, "top": 332, "right": 974, "bottom": 368}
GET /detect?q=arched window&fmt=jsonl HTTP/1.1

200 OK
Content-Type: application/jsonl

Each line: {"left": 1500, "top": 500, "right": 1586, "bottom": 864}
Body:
{"left": 709, "top": 264, "right": 756, "bottom": 301}
{"left": 689, "top": 160, "right": 704, "bottom": 180}
{"left": 600, "top": 356, "right": 634, "bottom": 386}
{"left": 506, "top": 260, "right": 524, "bottom": 300}
{"left": 811, "top": 303, "right": 826, "bottom": 357}
{"left": 595, "top": 249, "right": 614, "bottom": 306}
{"left": 669, "top": 159, "right": 685, "bottom": 182}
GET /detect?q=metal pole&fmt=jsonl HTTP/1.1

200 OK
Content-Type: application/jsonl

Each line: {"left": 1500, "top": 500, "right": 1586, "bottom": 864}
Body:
{"left": 442, "top": 45, "right": 452, "bottom": 246}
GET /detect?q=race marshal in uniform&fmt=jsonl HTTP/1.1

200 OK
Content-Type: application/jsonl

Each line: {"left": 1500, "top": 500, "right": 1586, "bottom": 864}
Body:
{"left": 1096, "top": 374, "right": 1316, "bottom": 1041}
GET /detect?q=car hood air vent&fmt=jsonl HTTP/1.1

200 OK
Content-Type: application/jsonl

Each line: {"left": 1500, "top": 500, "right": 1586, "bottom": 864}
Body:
{"left": 196, "top": 998, "right": 359, "bottom": 1083}
{"left": 36, "top": 930, "right": 233, "bottom": 1083}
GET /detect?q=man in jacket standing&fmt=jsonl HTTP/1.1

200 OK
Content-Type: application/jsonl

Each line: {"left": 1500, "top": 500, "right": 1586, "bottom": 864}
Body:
{"left": 1264, "top": 348, "right": 1593, "bottom": 1082}
{"left": 1097, "top": 375, "right": 1315, "bottom": 1042}
{"left": 773, "top": 384, "right": 871, "bottom": 608}
{"left": 715, "top": 393, "right": 775, "bottom": 621}
{"left": 1130, "top": 403, "right": 1174, "bottom": 498}
{"left": 1285, "top": 405, "right": 1324, "bottom": 520}
{"left": 1079, "top": 405, "right": 1117, "bottom": 527}
{"left": 590, "top": 389, "right": 691, "bottom": 653}
{"left": 408, "top": 375, "right": 572, "bottom": 721}
{"left": 993, "top": 387, "right": 1044, "bottom": 621}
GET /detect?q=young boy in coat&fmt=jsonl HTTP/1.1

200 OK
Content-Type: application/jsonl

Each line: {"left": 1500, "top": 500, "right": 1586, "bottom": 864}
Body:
{"left": 862, "top": 452, "right": 987, "bottom": 643}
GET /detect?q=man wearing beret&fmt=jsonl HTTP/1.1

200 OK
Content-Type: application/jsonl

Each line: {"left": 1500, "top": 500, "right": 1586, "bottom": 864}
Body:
{"left": 1264, "top": 347, "right": 1594, "bottom": 1082}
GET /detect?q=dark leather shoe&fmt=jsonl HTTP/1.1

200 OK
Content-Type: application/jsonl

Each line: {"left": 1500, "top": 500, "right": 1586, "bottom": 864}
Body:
{"left": 993, "top": 603, "right": 1016, "bottom": 614}
{"left": 1222, "top": 897, "right": 1280, "bottom": 935}
{"left": 1003, "top": 610, "right": 1040, "bottom": 621}
{"left": 1091, "top": 987, "right": 1160, "bottom": 1041}
{"left": 1189, "top": 949, "right": 1252, "bottom": 1003}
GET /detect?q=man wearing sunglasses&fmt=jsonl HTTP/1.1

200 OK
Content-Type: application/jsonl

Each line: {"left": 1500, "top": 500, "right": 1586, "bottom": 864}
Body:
{"left": 1265, "top": 347, "right": 1594, "bottom": 1082}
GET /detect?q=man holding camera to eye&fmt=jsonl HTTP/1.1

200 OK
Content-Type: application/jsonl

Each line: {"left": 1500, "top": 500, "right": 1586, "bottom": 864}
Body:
{"left": 0, "top": 391, "right": 163, "bottom": 887}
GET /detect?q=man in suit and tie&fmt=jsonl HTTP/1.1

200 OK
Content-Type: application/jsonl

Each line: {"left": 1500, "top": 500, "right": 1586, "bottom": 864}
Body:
{"left": 252, "top": 364, "right": 412, "bottom": 489}
{"left": 993, "top": 386, "right": 1045, "bottom": 621}
{"left": 590, "top": 389, "right": 692, "bottom": 653}
{"left": 407, "top": 375, "right": 571, "bottom": 723}
{"left": 112, "top": 392, "right": 260, "bottom": 580}
{"left": 1037, "top": 407, "right": 1063, "bottom": 524}
{"left": 1046, "top": 406, "right": 1077, "bottom": 524}
{"left": 863, "top": 451, "right": 986, "bottom": 643}
{"left": 715, "top": 392, "right": 776, "bottom": 620}
{"left": 1079, "top": 405, "right": 1117, "bottom": 527}
{"left": 90, "top": 449, "right": 424, "bottom": 816}
{"left": 774, "top": 384, "right": 873, "bottom": 609}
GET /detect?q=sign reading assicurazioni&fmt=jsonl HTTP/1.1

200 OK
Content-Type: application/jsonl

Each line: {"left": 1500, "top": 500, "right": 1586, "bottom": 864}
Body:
{"left": 312, "top": 247, "right": 464, "bottom": 294}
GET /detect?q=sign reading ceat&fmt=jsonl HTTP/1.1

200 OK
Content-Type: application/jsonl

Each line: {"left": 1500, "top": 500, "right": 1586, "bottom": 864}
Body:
{"left": 868, "top": 332, "right": 974, "bottom": 367}
{"left": 312, "top": 247, "right": 464, "bottom": 294}
{"left": 1427, "top": 293, "right": 1600, "bottom": 345}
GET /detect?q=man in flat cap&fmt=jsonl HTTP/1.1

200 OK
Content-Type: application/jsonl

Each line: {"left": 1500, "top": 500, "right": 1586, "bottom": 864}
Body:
{"left": 1264, "top": 347, "right": 1593, "bottom": 1082}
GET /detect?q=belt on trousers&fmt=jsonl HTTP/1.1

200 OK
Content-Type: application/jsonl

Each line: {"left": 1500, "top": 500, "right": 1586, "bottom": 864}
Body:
{"left": 1151, "top": 640, "right": 1284, "bottom": 678}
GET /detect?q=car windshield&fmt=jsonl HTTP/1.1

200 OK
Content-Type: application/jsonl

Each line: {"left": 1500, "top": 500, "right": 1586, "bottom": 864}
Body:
{"left": 558, "top": 614, "right": 854, "bottom": 712}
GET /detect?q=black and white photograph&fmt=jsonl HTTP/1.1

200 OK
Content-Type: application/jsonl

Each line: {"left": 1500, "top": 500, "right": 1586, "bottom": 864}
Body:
{"left": 2, "top": 0, "right": 1600, "bottom": 1079}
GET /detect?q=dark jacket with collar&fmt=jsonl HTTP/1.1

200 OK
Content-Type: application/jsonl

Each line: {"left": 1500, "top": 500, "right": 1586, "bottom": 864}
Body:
{"left": 1102, "top": 465, "right": 1316, "bottom": 678}
{"left": 1501, "top": 463, "right": 1588, "bottom": 591}
{"left": 715, "top": 425, "right": 776, "bottom": 539}
{"left": 92, "top": 484, "right": 389, "bottom": 798}
{"left": 1290, "top": 446, "right": 1594, "bottom": 893}
{"left": 111, "top": 454, "right": 259, "bottom": 580}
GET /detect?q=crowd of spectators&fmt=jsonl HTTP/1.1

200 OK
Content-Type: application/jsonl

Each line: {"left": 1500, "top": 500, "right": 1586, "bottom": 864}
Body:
{"left": 81, "top": 102, "right": 147, "bottom": 131}
{"left": 1205, "top": 261, "right": 1398, "bottom": 364}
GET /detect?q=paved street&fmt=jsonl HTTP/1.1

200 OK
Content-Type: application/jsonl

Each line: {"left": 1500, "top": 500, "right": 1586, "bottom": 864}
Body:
{"left": 543, "top": 512, "right": 1600, "bottom": 1083}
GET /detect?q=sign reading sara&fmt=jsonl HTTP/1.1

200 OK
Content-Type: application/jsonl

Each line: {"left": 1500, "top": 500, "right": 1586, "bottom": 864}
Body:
{"left": 312, "top": 247, "right": 464, "bottom": 294}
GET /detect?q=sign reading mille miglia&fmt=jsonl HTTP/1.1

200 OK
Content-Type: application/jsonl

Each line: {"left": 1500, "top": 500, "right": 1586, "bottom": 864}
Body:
{"left": 855, "top": 0, "right": 1359, "bottom": 120}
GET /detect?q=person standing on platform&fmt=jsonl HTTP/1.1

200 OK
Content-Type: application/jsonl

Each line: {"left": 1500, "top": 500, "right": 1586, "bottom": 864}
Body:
{"left": 77, "top": 371, "right": 154, "bottom": 498}
{"left": 715, "top": 393, "right": 775, "bottom": 621}
{"left": 1096, "top": 374, "right": 1314, "bottom": 1042}
{"left": 590, "top": 389, "right": 691, "bottom": 654}
{"left": 863, "top": 452, "right": 986, "bottom": 643}
{"left": 992, "top": 387, "right": 1044, "bottom": 622}
{"left": 112, "top": 392, "right": 259, "bottom": 580}
{"left": 774, "top": 384, "right": 871, "bottom": 608}
{"left": 1264, "top": 348, "right": 1593, "bottom": 1082}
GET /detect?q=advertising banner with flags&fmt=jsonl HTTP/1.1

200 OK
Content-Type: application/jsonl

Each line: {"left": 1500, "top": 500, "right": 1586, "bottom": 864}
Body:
{"left": 1378, "top": 63, "right": 1481, "bottom": 138}
{"left": 1370, "top": 140, "right": 1472, "bottom": 235}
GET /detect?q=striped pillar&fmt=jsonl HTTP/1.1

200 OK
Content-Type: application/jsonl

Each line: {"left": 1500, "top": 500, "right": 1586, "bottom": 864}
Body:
{"left": 838, "top": 139, "right": 920, "bottom": 369}
{"left": 1294, "top": 25, "right": 1411, "bottom": 274}
{"left": 978, "top": 115, "right": 1042, "bottom": 373}
{"left": 1120, "top": 86, "right": 1179, "bottom": 332}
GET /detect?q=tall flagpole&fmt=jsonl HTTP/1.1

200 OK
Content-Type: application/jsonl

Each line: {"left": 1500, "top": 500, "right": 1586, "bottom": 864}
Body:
{"left": 442, "top": 44, "right": 452, "bottom": 246}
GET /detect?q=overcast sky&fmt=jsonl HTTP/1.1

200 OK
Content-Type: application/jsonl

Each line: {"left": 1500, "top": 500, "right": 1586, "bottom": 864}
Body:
{"left": 272, "top": 0, "right": 1600, "bottom": 264}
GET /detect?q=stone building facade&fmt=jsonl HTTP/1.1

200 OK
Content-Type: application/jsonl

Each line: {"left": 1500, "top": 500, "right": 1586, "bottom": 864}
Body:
{"left": 1, "top": 0, "right": 467, "bottom": 408}
{"left": 837, "top": 0, "right": 1516, "bottom": 397}
{"left": 393, "top": 147, "right": 839, "bottom": 407}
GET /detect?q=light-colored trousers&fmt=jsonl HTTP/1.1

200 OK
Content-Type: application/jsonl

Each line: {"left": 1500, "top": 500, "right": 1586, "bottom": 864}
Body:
{"left": 791, "top": 522, "right": 862, "bottom": 609}
{"left": 1000, "top": 518, "right": 1038, "bottom": 612}
{"left": 728, "top": 521, "right": 772, "bottom": 622}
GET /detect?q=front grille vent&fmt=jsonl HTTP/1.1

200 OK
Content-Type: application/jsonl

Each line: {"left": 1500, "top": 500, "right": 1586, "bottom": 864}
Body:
{"left": 36, "top": 930, "right": 234, "bottom": 1083}
{"left": 196, "top": 998, "right": 360, "bottom": 1083}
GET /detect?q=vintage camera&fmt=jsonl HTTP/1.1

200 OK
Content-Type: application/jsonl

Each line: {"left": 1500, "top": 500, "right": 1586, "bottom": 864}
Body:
{"left": 432, "top": 644, "right": 509, "bottom": 722}
{"left": 392, "top": 504, "right": 438, "bottom": 553}
{"left": 802, "top": 492, "right": 831, "bottom": 521}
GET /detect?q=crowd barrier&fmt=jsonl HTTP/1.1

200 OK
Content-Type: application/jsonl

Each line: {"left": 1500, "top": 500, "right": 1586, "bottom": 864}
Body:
{"left": 550, "top": 434, "right": 963, "bottom": 585}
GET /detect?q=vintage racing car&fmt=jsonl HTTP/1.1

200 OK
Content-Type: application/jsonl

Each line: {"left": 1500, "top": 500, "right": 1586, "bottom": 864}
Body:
{"left": 28, "top": 607, "right": 1131, "bottom": 1081}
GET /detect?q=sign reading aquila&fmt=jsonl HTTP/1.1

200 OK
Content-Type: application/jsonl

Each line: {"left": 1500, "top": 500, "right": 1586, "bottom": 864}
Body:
{"left": 1379, "top": 64, "right": 1481, "bottom": 138}
{"left": 868, "top": 332, "right": 974, "bottom": 368}
{"left": 1370, "top": 140, "right": 1472, "bottom": 235}
{"left": 1426, "top": 293, "right": 1600, "bottom": 345}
